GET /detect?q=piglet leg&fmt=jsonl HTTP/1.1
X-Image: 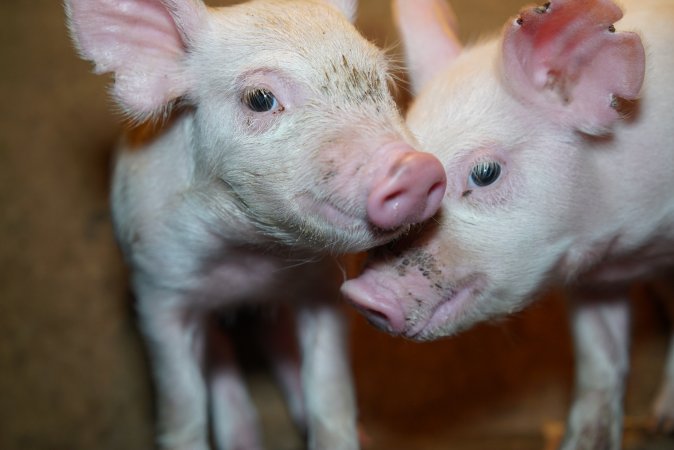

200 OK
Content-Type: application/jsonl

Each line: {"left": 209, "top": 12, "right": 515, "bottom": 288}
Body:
{"left": 207, "top": 318, "right": 263, "bottom": 450}
{"left": 296, "top": 302, "right": 358, "bottom": 450}
{"left": 136, "top": 290, "right": 209, "bottom": 450}
{"left": 649, "top": 274, "right": 674, "bottom": 433}
{"left": 562, "top": 289, "right": 630, "bottom": 450}
{"left": 261, "top": 306, "right": 307, "bottom": 434}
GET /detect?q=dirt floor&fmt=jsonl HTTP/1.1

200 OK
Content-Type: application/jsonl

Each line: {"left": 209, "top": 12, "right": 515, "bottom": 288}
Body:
{"left": 1, "top": 1, "right": 672, "bottom": 449}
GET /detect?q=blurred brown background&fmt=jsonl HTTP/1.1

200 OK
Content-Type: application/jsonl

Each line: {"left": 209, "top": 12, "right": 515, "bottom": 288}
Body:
{"left": 0, "top": 1, "right": 670, "bottom": 449}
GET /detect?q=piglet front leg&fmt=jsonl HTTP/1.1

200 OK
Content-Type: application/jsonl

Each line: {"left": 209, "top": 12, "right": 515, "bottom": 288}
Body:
{"left": 136, "top": 288, "right": 210, "bottom": 450}
{"left": 563, "top": 290, "right": 630, "bottom": 450}
{"left": 296, "top": 302, "right": 358, "bottom": 450}
{"left": 208, "top": 318, "right": 264, "bottom": 450}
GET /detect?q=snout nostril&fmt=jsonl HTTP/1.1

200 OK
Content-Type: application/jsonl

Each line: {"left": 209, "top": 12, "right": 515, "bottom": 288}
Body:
{"left": 428, "top": 181, "right": 445, "bottom": 197}
{"left": 362, "top": 307, "right": 392, "bottom": 332}
{"left": 383, "top": 190, "right": 404, "bottom": 205}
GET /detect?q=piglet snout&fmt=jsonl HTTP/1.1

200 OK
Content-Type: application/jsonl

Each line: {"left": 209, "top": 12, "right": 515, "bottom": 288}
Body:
{"left": 367, "top": 148, "right": 446, "bottom": 230}
{"left": 341, "top": 277, "right": 406, "bottom": 335}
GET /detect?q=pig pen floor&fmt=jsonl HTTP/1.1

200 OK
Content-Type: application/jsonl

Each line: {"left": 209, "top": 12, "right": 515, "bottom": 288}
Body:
{"left": 1, "top": 1, "right": 673, "bottom": 449}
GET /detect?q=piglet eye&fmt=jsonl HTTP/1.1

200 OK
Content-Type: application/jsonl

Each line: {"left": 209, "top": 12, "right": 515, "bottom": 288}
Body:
{"left": 243, "top": 88, "right": 279, "bottom": 112}
{"left": 470, "top": 160, "right": 502, "bottom": 187}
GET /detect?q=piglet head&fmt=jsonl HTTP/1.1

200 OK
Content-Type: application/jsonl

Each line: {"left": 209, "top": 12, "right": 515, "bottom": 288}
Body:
{"left": 66, "top": 0, "right": 446, "bottom": 253}
{"left": 343, "top": 0, "right": 645, "bottom": 339}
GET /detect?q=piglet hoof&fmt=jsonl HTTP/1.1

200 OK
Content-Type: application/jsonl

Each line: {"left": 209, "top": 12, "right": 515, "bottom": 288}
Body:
{"left": 560, "top": 423, "right": 615, "bottom": 450}
{"left": 560, "top": 391, "right": 622, "bottom": 450}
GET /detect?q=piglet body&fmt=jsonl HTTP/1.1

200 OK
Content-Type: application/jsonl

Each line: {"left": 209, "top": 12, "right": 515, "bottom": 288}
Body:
{"left": 343, "top": 0, "right": 674, "bottom": 448}
{"left": 65, "top": 0, "right": 447, "bottom": 449}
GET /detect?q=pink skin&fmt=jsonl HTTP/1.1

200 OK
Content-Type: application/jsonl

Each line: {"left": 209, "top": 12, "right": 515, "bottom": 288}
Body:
{"left": 345, "top": 0, "right": 674, "bottom": 448}
{"left": 366, "top": 144, "right": 447, "bottom": 230}
{"left": 65, "top": 0, "right": 447, "bottom": 449}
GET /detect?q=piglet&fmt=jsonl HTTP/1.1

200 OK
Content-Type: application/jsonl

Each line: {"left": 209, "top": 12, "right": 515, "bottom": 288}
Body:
{"left": 342, "top": 0, "right": 674, "bottom": 448}
{"left": 65, "top": 0, "right": 447, "bottom": 449}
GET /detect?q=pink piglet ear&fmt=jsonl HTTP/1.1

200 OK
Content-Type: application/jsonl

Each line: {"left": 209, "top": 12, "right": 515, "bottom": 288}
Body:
{"left": 501, "top": 0, "right": 645, "bottom": 135}
{"left": 65, "top": 0, "right": 208, "bottom": 121}
{"left": 394, "top": 0, "right": 463, "bottom": 95}
{"left": 322, "top": 0, "right": 358, "bottom": 23}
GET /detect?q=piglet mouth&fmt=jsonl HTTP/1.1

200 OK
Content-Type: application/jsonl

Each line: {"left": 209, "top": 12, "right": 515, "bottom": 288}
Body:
{"left": 404, "top": 274, "right": 486, "bottom": 341}
{"left": 406, "top": 275, "right": 486, "bottom": 340}
{"left": 295, "top": 191, "right": 358, "bottom": 227}
{"left": 295, "top": 193, "right": 404, "bottom": 241}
